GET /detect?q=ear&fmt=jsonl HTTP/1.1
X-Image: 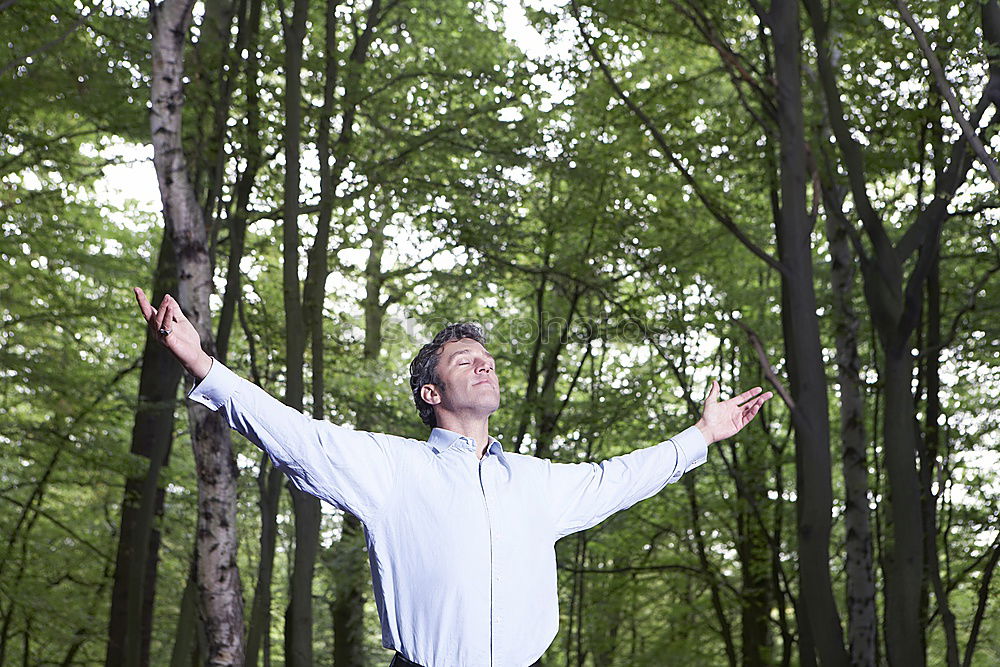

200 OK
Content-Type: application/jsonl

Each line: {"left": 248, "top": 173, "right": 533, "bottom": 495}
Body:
{"left": 420, "top": 384, "right": 441, "bottom": 406}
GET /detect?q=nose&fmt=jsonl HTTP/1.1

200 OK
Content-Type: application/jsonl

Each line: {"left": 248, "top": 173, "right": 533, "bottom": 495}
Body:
{"left": 477, "top": 364, "right": 491, "bottom": 374}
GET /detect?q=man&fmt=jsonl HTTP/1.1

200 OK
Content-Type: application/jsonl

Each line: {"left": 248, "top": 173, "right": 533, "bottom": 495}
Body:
{"left": 135, "top": 289, "right": 772, "bottom": 667}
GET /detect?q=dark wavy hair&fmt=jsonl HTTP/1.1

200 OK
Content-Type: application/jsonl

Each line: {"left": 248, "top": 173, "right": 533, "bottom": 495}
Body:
{"left": 409, "top": 322, "right": 487, "bottom": 428}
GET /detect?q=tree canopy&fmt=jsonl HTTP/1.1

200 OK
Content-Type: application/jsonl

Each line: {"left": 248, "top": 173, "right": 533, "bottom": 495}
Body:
{"left": 2, "top": 0, "right": 1000, "bottom": 664}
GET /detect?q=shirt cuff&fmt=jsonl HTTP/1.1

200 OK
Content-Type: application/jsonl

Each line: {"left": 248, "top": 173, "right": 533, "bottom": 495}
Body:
{"left": 187, "top": 357, "right": 241, "bottom": 410}
{"left": 668, "top": 425, "right": 708, "bottom": 481}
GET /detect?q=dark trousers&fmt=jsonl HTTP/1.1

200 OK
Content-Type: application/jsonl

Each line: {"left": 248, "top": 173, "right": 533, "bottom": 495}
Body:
{"left": 390, "top": 652, "right": 542, "bottom": 667}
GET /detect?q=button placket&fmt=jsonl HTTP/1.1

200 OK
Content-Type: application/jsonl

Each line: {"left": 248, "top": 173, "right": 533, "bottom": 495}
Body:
{"left": 483, "top": 455, "right": 505, "bottom": 653}
{"left": 478, "top": 452, "right": 497, "bottom": 666}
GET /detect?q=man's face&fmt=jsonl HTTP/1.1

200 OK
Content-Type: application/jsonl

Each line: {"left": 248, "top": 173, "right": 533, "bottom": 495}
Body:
{"left": 421, "top": 338, "right": 500, "bottom": 421}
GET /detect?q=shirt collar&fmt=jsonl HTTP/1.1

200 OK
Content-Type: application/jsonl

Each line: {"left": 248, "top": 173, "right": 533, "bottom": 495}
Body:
{"left": 427, "top": 427, "right": 507, "bottom": 460}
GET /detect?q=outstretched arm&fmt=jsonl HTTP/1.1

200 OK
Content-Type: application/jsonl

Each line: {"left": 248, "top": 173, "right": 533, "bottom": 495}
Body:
{"left": 132, "top": 286, "right": 394, "bottom": 522}
{"left": 134, "top": 287, "right": 213, "bottom": 379}
{"left": 547, "top": 380, "right": 773, "bottom": 538}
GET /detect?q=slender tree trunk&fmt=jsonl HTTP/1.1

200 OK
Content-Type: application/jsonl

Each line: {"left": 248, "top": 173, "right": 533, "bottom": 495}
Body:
{"left": 567, "top": 542, "right": 581, "bottom": 667}
{"left": 771, "top": 457, "right": 794, "bottom": 667}
{"left": 22, "top": 615, "right": 30, "bottom": 667}
{"left": 0, "top": 603, "right": 12, "bottom": 666}
{"left": 286, "top": 487, "right": 321, "bottom": 666}
{"left": 245, "top": 460, "right": 283, "bottom": 667}
{"left": 824, "top": 195, "right": 877, "bottom": 667}
{"left": 217, "top": 0, "right": 264, "bottom": 362}
{"left": 961, "top": 534, "right": 1000, "bottom": 667}
{"left": 277, "top": 1, "right": 321, "bottom": 664}
{"left": 331, "top": 211, "right": 388, "bottom": 667}
{"left": 150, "top": 2, "right": 244, "bottom": 663}
{"left": 320, "top": 4, "right": 385, "bottom": 664}
{"left": 736, "top": 351, "right": 771, "bottom": 667}
{"left": 223, "top": 5, "right": 273, "bottom": 661}
{"left": 107, "top": 232, "right": 183, "bottom": 667}
{"left": 771, "top": 1, "right": 846, "bottom": 663}
{"left": 194, "top": 0, "right": 238, "bottom": 246}
{"left": 513, "top": 273, "right": 547, "bottom": 454}
{"left": 574, "top": 533, "right": 588, "bottom": 667}
{"left": 686, "top": 477, "right": 738, "bottom": 666}
{"left": 169, "top": 557, "right": 205, "bottom": 667}
{"left": 921, "top": 258, "right": 960, "bottom": 667}
{"left": 534, "top": 287, "right": 584, "bottom": 460}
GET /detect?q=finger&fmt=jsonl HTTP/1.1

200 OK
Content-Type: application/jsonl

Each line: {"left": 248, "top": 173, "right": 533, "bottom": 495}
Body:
{"left": 163, "top": 298, "right": 178, "bottom": 327}
{"left": 733, "top": 387, "right": 764, "bottom": 405}
{"left": 163, "top": 297, "right": 181, "bottom": 331}
{"left": 167, "top": 294, "right": 189, "bottom": 326}
{"left": 745, "top": 393, "right": 771, "bottom": 418}
{"left": 134, "top": 287, "right": 156, "bottom": 323}
{"left": 163, "top": 299, "right": 177, "bottom": 333}
{"left": 735, "top": 393, "right": 767, "bottom": 409}
{"left": 154, "top": 294, "right": 173, "bottom": 334}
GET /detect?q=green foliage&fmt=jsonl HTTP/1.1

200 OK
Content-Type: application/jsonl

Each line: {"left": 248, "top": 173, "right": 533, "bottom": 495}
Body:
{"left": 3, "top": 0, "right": 1000, "bottom": 664}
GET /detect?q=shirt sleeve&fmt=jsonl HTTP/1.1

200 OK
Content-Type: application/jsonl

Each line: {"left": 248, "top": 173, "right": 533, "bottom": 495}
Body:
{"left": 188, "top": 358, "right": 395, "bottom": 525}
{"left": 546, "top": 425, "right": 708, "bottom": 539}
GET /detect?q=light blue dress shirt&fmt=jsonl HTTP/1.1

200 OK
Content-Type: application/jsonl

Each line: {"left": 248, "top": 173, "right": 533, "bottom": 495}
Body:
{"left": 188, "top": 359, "right": 708, "bottom": 667}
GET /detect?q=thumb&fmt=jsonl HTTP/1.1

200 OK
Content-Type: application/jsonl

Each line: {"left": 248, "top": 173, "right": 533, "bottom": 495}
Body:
{"left": 705, "top": 379, "right": 719, "bottom": 404}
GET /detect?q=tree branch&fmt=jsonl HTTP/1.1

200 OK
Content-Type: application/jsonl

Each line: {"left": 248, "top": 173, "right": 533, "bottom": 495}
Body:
{"left": 0, "top": 1, "right": 98, "bottom": 77}
{"left": 733, "top": 319, "right": 795, "bottom": 410}
{"left": 896, "top": 0, "right": 1000, "bottom": 186}
{"left": 803, "top": 0, "right": 901, "bottom": 287}
{"left": 961, "top": 531, "right": 1000, "bottom": 667}
{"left": 569, "top": 0, "right": 786, "bottom": 277}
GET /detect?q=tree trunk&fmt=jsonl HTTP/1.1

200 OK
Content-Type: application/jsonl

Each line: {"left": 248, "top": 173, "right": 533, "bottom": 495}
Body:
{"left": 319, "top": 3, "right": 386, "bottom": 664}
{"left": 331, "top": 211, "right": 388, "bottom": 667}
{"left": 771, "top": 1, "right": 847, "bottom": 663}
{"left": 277, "top": 0, "right": 321, "bottom": 663}
{"left": 330, "top": 513, "right": 367, "bottom": 667}
{"left": 805, "top": 1, "right": 1000, "bottom": 660}
{"left": 878, "top": 341, "right": 925, "bottom": 664}
{"left": 922, "top": 258, "right": 960, "bottom": 667}
{"left": 193, "top": 0, "right": 238, "bottom": 247}
{"left": 216, "top": 0, "right": 264, "bottom": 363}
{"left": 150, "top": 2, "right": 244, "bottom": 663}
{"left": 286, "top": 487, "right": 322, "bottom": 667}
{"left": 169, "top": 557, "right": 206, "bottom": 667}
{"left": 736, "top": 350, "right": 772, "bottom": 667}
{"left": 245, "top": 460, "right": 283, "bottom": 667}
{"left": 824, "top": 194, "right": 877, "bottom": 667}
{"left": 686, "top": 476, "right": 738, "bottom": 666}
{"left": 106, "top": 231, "right": 183, "bottom": 667}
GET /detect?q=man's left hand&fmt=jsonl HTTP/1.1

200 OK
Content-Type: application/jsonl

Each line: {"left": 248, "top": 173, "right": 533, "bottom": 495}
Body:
{"left": 695, "top": 381, "right": 773, "bottom": 445}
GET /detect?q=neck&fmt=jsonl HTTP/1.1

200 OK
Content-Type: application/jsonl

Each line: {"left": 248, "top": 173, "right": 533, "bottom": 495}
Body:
{"left": 435, "top": 412, "right": 491, "bottom": 458}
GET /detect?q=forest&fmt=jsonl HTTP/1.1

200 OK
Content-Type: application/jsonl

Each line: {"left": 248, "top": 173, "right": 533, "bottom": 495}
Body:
{"left": 3, "top": 0, "right": 1000, "bottom": 665}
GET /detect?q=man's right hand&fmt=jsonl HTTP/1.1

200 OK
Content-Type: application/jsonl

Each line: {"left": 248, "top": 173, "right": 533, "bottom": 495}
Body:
{"left": 134, "top": 287, "right": 213, "bottom": 380}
